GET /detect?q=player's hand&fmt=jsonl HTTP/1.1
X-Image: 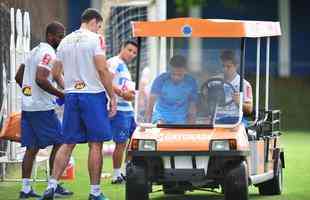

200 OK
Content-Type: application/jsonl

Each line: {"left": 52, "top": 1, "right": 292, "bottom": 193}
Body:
{"left": 121, "top": 90, "right": 135, "bottom": 101}
{"left": 108, "top": 95, "right": 117, "bottom": 117}
{"left": 232, "top": 92, "right": 240, "bottom": 104}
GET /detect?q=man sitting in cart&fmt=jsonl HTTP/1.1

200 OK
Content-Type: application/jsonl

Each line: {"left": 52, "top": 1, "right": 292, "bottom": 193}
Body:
{"left": 215, "top": 50, "right": 253, "bottom": 125}
{"left": 145, "top": 55, "right": 198, "bottom": 124}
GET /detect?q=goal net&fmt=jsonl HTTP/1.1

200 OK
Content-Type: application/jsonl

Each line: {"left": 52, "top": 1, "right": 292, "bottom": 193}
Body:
{"left": 105, "top": 2, "right": 149, "bottom": 78}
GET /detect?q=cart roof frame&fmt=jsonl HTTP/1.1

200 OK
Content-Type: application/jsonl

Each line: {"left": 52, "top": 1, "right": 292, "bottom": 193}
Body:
{"left": 132, "top": 17, "right": 281, "bottom": 38}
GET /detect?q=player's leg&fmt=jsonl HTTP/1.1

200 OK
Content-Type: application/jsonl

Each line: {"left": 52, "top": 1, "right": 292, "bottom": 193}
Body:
{"left": 49, "top": 144, "right": 60, "bottom": 176}
{"left": 40, "top": 94, "right": 84, "bottom": 200}
{"left": 111, "top": 111, "right": 136, "bottom": 184}
{"left": 81, "top": 92, "right": 112, "bottom": 200}
{"left": 112, "top": 142, "right": 127, "bottom": 183}
{"left": 88, "top": 142, "right": 103, "bottom": 197}
{"left": 19, "top": 111, "right": 41, "bottom": 198}
{"left": 50, "top": 144, "right": 74, "bottom": 197}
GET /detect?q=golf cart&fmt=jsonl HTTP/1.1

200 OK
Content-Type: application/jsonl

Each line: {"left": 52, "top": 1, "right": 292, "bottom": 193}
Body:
{"left": 127, "top": 18, "right": 284, "bottom": 200}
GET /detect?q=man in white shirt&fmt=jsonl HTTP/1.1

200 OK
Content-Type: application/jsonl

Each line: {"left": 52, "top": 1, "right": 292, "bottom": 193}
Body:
{"left": 215, "top": 50, "right": 253, "bottom": 124}
{"left": 107, "top": 40, "right": 138, "bottom": 184}
{"left": 15, "top": 21, "right": 72, "bottom": 199}
{"left": 40, "top": 9, "right": 116, "bottom": 200}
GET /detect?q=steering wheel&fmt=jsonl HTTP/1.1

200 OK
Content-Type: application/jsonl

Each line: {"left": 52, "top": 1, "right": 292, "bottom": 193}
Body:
{"left": 200, "top": 77, "right": 236, "bottom": 107}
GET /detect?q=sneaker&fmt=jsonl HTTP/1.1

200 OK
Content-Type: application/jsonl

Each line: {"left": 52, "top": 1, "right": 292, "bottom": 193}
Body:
{"left": 88, "top": 193, "right": 109, "bottom": 200}
{"left": 111, "top": 173, "right": 126, "bottom": 184}
{"left": 37, "top": 188, "right": 54, "bottom": 200}
{"left": 19, "top": 188, "right": 41, "bottom": 199}
{"left": 54, "top": 184, "right": 74, "bottom": 197}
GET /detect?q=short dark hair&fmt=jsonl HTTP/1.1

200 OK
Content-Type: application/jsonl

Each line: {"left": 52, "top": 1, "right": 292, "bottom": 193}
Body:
{"left": 169, "top": 55, "right": 187, "bottom": 68}
{"left": 81, "top": 8, "right": 103, "bottom": 23}
{"left": 220, "top": 50, "right": 237, "bottom": 65}
{"left": 45, "top": 21, "right": 65, "bottom": 40}
{"left": 123, "top": 40, "right": 138, "bottom": 49}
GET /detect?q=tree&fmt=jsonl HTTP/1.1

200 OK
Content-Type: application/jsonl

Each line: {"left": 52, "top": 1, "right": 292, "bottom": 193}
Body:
{"left": 175, "top": 0, "right": 241, "bottom": 14}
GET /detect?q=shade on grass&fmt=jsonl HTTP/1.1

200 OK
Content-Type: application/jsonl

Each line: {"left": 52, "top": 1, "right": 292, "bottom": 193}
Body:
{"left": 0, "top": 132, "right": 309, "bottom": 200}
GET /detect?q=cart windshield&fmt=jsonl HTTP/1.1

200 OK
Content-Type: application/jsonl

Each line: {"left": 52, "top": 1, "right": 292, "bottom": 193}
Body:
{"left": 136, "top": 38, "right": 244, "bottom": 127}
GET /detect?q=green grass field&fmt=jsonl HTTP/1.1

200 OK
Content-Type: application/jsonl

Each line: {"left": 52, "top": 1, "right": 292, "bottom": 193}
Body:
{"left": 0, "top": 131, "right": 309, "bottom": 200}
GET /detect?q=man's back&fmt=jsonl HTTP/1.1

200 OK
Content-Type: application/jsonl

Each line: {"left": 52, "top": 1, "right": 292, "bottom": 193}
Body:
{"left": 57, "top": 28, "right": 106, "bottom": 94}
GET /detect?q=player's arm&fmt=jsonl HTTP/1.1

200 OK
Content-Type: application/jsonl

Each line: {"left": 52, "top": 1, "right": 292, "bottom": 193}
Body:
{"left": 94, "top": 36, "right": 117, "bottom": 116}
{"left": 94, "top": 55, "right": 115, "bottom": 99}
{"left": 243, "top": 81, "right": 253, "bottom": 115}
{"left": 36, "top": 66, "right": 64, "bottom": 98}
{"left": 187, "top": 78, "right": 198, "bottom": 123}
{"left": 35, "top": 53, "right": 64, "bottom": 98}
{"left": 188, "top": 101, "right": 197, "bottom": 124}
{"left": 145, "top": 94, "right": 156, "bottom": 123}
{"left": 94, "top": 55, "right": 117, "bottom": 117}
{"left": 233, "top": 83, "right": 253, "bottom": 115}
{"left": 51, "top": 60, "right": 64, "bottom": 89}
{"left": 243, "top": 100, "right": 253, "bottom": 115}
{"left": 15, "top": 63, "right": 25, "bottom": 88}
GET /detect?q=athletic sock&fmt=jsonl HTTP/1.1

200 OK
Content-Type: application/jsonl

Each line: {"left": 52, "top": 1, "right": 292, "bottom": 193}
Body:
{"left": 113, "top": 168, "right": 121, "bottom": 179}
{"left": 47, "top": 178, "right": 58, "bottom": 191}
{"left": 90, "top": 185, "right": 101, "bottom": 196}
{"left": 22, "top": 178, "right": 31, "bottom": 193}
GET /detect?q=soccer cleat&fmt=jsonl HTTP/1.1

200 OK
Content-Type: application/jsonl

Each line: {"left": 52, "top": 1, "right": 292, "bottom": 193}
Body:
{"left": 111, "top": 175, "right": 125, "bottom": 184}
{"left": 37, "top": 188, "right": 54, "bottom": 200}
{"left": 54, "top": 184, "right": 74, "bottom": 197}
{"left": 19, "top": 188, "right": 41, "bottom": 199}
{"left": 88, "top": 193, "right": 110, "bottom": 200}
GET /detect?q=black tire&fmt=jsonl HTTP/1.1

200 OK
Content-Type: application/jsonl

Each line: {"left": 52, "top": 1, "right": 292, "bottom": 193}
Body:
{"left": 258, "top": 159, "right": 283, "bottom": 195}
{"left": 224, "top": 161, "right": 249, "bottom": 200}
{"left": 126, "top": 163, "right": 149, "bottom": 200}
{"left": 163, "top": 183, "right": 185, "bottom": 195}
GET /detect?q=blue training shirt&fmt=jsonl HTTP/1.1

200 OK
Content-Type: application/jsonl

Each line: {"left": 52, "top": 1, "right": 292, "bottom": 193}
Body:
{"left": 151, "top": 73, "right": 198, "bottom": 124}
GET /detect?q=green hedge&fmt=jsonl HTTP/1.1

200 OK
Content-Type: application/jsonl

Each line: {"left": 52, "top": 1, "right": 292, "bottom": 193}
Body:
{"left": 249, "top": 77, "right": 310, "bottom": 131}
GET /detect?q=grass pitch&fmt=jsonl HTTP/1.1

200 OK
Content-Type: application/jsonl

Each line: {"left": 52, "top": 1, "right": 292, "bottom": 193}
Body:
{"left": 0, "top": 131, "right": 309, "bottom": 200}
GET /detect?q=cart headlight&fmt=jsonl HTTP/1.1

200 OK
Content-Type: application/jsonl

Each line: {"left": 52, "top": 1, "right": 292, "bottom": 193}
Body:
{"left": 139, "top": 140, "right": 156, "bottom": 151}
{"left": 211, "top": 139, "right": 236, "bottom": 151}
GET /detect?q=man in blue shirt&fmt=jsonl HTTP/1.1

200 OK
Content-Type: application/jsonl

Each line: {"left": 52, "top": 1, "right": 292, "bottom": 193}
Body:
{"left": 145, "top": 55, "right": 198, "bottom": 124}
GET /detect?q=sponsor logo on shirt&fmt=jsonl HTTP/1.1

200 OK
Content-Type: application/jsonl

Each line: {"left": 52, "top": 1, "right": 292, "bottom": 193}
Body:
{"left": 22, "top": 86, "right": 32, "bottom": 96}
{"left": 74, "top": 81, "right": 86, "bottom": 90}
{"left": 41, "top": 53, "right": 52, "bottom": 65}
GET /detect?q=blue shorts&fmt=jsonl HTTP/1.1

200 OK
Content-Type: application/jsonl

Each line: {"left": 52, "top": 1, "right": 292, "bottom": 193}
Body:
{"left": 21, "top": 110, "right": 63, "bottom": 149}
{"left": 62, "top": 92, "right": 112, "bottom": 143}
{"left": 215, "top": 116, "right": 248, "bottom": 126}
{"left": 110, "top": 111, "right": 136, "bottom": 143}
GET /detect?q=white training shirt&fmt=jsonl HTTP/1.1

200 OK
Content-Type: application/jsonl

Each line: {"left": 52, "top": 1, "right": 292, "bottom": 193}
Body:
{"left": 22, "top": 42, "right": 57, "bottom": 111}
{"left": 216, "top": 74, "right": 253, "bottom": 117}
{"left": 56, "top": 28, "right": 106, "bottom": 93}
{"left": 107, "top": 56, "right": 134, "bottom": 112}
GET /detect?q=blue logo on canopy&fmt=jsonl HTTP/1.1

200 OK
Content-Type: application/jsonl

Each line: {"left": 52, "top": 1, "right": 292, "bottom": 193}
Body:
{"left": 182, "top": 25, "right": 192, "bottom": 36}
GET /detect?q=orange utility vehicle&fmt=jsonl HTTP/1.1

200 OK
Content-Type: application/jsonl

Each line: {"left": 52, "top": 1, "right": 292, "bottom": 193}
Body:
{"left": 127, "top": 18, "right": 284, "bottom": 200}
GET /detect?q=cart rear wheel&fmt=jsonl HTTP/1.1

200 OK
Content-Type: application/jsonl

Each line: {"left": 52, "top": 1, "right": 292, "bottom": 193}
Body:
{"left": 258, "top": 159, "right": 283, "bottom": 195}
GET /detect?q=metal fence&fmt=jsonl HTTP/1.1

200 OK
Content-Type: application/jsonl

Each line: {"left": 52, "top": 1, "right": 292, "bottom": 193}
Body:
{"left": 0, "top": 2, "right": 10, "bottom": 157}
{"left": 0, "top": 2, "right": 10, "bottom": 178}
